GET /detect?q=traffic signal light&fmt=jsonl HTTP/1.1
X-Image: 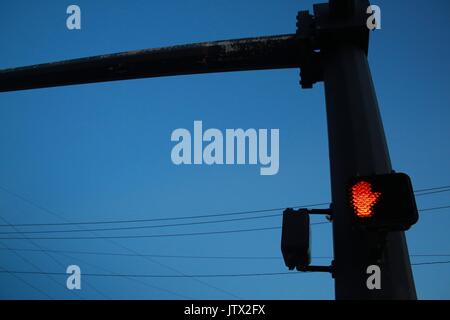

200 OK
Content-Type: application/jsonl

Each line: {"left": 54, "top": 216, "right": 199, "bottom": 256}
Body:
{"left": 348, "top": 172, "right": 418, "bottom": 231}
{"left": 281, "top": 208, "right": 311, "bottom": 270}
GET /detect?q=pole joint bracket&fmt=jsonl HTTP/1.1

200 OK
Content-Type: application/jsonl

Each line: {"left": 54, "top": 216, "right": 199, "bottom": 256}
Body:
{"left": 296, "top": 0, "right": 371, "bottom": 89}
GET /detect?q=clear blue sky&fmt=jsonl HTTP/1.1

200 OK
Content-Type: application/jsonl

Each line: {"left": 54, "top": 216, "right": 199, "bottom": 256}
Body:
{"left": 0, "top": 0, "right": 449, "bottom": 299}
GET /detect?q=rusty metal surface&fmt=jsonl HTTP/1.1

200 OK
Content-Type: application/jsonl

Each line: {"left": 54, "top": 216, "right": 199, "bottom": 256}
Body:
{"left": 0, "top": 34, "right": 303, "bottom": 92}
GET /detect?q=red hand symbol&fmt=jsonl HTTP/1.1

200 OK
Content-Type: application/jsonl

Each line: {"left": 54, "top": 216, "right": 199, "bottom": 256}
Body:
{"left": 351, "top": 181, "right": 381, "bottom": 218}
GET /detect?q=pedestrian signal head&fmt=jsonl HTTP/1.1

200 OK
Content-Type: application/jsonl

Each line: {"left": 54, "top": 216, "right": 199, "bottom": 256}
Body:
{"left": 348, "top": 173, "right": 418, "bottom": 231}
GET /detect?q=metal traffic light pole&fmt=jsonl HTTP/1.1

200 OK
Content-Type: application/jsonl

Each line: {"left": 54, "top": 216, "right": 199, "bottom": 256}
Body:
{"left": 316, "top": 1, "right": 417, "bottom": 299}
{"left": 0, "top": 0, "right": 417, "bottom": 299}
{"left": 323, "top": 44, "right": 417, "bottom": 299}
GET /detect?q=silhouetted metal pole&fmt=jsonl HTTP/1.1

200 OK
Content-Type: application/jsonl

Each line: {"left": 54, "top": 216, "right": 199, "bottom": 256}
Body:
{"left": 322, "top": 43, "right": 417, "bottom": 299}
{"left": 295, "top": 0, "right": 417, "bottom": 299}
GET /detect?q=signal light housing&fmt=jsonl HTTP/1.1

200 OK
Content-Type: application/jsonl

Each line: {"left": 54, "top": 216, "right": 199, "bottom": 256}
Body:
{"left": 348, "top": 172, "right": 418, "bottom": 231}
{"left": 281, "top": 208, "right": 311, "bottom": 270}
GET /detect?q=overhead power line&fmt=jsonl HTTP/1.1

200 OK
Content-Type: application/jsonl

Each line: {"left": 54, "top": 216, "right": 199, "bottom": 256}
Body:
{"left": 0, "top": 213, "right": 284, "bottom": 235}
{"left": 0, "top": 270, "right": 313, "bottom": 278}
{"left": 1, "top": 261, "right": 448, "bottom": 279}
{"left": 0, "top": 223, "right": 329, "bottom": 240}
{"left": 0, "top": 185, "right": 238, "bottom": 299}
{"left": 0, "top": 215, "right": 105, "bottom": 299}
{"left": 415, "top": 189, "right": 450, "bottom": 197}
{"left": 2, "top": 201, "right": 448, "bottom": 236}
{"left": 414, "top": 185, "right": 450, "bottom": 193}
{"left": 410, "top": 261, "right": 450, "bottom": 266}
{"left": 0, "top": 204, "right": 447, "bottom": 240}
{"left": 0, "top": 226, "right": 283, "bottom": 240}
{"left": 0, "top": 264, "right": 53, "bottom": 299}
{"left": 419, "top": 205, "right": 450, "bottom": 212}
{"left": 0, "top": 184, "right": 448, "bottom": 229}
{"left": 0, "top": 197, "right": 329, "bottom": 227}
{"left": 1, "top": 246, "right": 449, "bottom": 260}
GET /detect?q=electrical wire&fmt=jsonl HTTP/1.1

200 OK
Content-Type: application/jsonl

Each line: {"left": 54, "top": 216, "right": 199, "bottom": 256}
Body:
{"left": 414, "top": 185, "right": 450, "bottom": 193}
{"left": 0, "top": 216, "right": 105, "bottom": 299}
{"left": 0, "top": 212, "right": 284, "bottom": 235}
{"left": 415, "top": 189, "right": 450, "bottom": 197}
{"left": 0, "top": 185, "right": 238, "bottom": 299}
{"left": 1, "top": 203, "right": 448, "bottom": 240}
{"left": 0, "top": 226, "right": 283, "bottom": 240}
{"left": 0, "top": 270, "right": 313, "bottom": 278}
{"left": 0, "top": 260, "right": 448, "bottom": 279}
{"left": 1, "top": 201, "right": 447, "bottom": 236}
{"left": 0, "top": 183, "right": 447, "bottom": 229}
{"left": 411, "top": 261, "right": 450, "bottom": 266}
{"left": 0, "top": 223, "right": 331, "bottom": 240}
{"left": 0, "top": 202, "right": 447, "bottom": 240}
{"left": 0, "top": 264, "right": 53, "bottom": 299}
{"left": 0, "top": 202, "right": 329, "bottom": 227}
{"left": 1, "top": 246, "right": 449, "bottom": 260}
{"left": 419, "top": 205, "right": 450, "bottom": 212}
{"left": 0, "top": 184, "right": 448, "bottom": 298}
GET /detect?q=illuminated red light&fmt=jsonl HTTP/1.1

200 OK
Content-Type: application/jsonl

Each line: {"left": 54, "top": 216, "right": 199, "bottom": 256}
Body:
{"left": 351, "top": 181, "right": 381, "bottom": 218}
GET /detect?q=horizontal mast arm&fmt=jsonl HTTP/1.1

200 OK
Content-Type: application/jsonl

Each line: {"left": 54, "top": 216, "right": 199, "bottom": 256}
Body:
{"left": 0, "top": 34, "right": 302, "bottom": 92}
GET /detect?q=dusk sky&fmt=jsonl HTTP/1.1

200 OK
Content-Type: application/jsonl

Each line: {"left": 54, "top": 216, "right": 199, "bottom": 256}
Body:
{"left": 0, "top": 0, "right": 449, "bottom": 299}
